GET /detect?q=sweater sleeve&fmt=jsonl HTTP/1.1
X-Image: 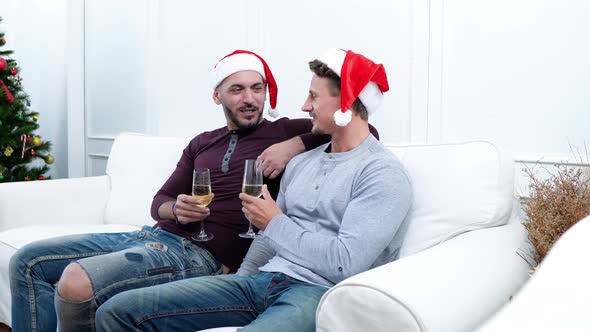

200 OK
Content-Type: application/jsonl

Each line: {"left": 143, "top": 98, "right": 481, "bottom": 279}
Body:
{"left": 262, "top": 160, "right": 412, "bottom": 284}
{"left": 150, "top": 138, "right": 198, "bottom": 221}
{"left": 236, "top": 235, "right": 276, "bottom": 275}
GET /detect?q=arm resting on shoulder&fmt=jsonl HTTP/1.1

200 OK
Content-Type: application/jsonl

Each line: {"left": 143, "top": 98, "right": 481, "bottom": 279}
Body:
{"left": 258, "top": 136, "right": 306, "bottom": 179}
{"left": 259, "top": 123, "right": 379, "bottom": 179}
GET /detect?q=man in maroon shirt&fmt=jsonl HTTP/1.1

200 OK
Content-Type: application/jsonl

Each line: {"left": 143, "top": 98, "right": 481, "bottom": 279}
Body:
{"left": 10, "top": 50, "right": 377, "bottom": 332}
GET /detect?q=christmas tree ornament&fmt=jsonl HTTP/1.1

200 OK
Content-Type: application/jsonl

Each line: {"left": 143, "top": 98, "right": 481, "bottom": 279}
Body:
{"left": 9, "top": 68, "right": 18, "bottom": 75}
{"left": 0, "top": 119, "right": 3, "bottom": 126}
{"left": 14, "top": 75, "right": 23, "bottom": 86}
{"left": 17, "top": 114, "right": 24, "bottom": 120}
{"left": 0, "top": 57, "right": 6, "bottom": 71}
{"left": 45, "top": 154, "right": 55, "bottom": 164}
{"left": 33, "top": 114, "right": 39, "bottom": 121}
{"left": 4, "top": 146, "right": 14, "bottom": 157}
{"left": 24, "top": 176, "right": 30, "bottom": 181}
{"left": 0, "top": 38, "right": 5, "bottom": 46}
{"left": 38, "top": 175, "right": 45, "bottom": 180}
{"left": 20, "top": 134, "right": 28, "bottom": 158}
{"left": 0, "top": 79, "right": 15, "bottom": 103}
{"left": 32, "top": 136, "right": 42, "bottom": 146}
{"left": 30, "top": 149, "right": 36, "bottom": 156}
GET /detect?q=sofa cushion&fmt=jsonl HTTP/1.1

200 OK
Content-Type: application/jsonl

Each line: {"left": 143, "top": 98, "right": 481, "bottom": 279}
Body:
{"left": 105, "top": 133, "right": 190, "bottom": 227}
{"left": 391, "top": 141, "right": 515, "bottom": 257}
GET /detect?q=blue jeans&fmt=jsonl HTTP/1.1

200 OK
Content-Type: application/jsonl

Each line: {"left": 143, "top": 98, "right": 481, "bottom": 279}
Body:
{"left": 95, "top": 272, "right": 328, "bottom": 332}
{"left": 9, "top": 226, "right": 221, "bottom": 332}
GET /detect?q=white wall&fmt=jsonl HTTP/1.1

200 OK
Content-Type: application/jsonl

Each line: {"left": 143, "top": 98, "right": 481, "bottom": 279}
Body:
{"left": 75, "top": 0, "right": 422, "bottom": 175}
{"left": 439, "top": 0, "right": 590, "bottom": 193}
{"left": 0, "top": 0, "right": 68, "bottom": 179}
{"left": 151, "top": 0, "right": 414, "bottom": 144}
{"left": 4, "top": 0, "right": 590, "bottom": 185}
{"left": 441, "top": 0, "right": 590, "bottom": 152}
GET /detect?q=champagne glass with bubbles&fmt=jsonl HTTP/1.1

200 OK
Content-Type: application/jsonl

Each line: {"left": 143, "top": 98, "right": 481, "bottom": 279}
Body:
{"left": 192, "top": 168, "right": 214, "bottom": 242}
{"left": 239, "top": 159, "right": 263, "bottom": 238}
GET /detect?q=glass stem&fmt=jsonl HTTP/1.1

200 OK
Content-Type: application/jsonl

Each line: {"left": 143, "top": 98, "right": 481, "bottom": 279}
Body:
{"left": 200, "top": 220, "right": 206, "bottom": 235}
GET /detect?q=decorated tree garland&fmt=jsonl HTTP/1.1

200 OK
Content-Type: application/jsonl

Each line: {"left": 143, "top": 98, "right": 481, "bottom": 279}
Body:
{"left": 0, "top": 17, "right": 54, "bottom": 182}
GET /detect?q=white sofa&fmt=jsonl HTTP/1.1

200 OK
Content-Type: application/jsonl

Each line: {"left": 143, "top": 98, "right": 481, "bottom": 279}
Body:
{"left": 0, "top": 132, "right": 532, "bottom": 331}
{"left": 476, "top": 214, "right": 590, "bottom": 332}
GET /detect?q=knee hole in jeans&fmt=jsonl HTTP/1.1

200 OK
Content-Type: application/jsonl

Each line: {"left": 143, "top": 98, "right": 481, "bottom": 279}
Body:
{"left": 57, "top": 262, "right": 94, "bottom": 301}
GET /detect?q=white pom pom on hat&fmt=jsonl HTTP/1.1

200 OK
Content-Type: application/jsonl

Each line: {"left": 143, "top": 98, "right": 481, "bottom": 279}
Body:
{"left": 212, "top": 50, "right": 279, "bottom": 118}
{"left": 317, "top": 48, "right": 390, "bottom": 126}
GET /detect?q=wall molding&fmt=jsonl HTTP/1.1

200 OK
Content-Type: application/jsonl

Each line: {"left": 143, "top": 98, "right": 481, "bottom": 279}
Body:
{"left": 514, "top": 153, "right": 590, "bottom": 167}
{"left": 66, "top": 0, "right": 86, "bottom": 178}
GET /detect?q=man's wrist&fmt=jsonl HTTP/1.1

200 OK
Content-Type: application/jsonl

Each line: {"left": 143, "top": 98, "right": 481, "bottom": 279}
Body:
{"left": 171, "top": 200, "right": 179, "bottom": 224}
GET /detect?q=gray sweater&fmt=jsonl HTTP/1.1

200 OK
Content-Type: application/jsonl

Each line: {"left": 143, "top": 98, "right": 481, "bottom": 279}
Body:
{"left": 237, "top": 134, "right": 413, "bottom": 287}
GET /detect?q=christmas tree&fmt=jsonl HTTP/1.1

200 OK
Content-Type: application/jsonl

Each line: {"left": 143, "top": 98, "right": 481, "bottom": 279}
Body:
{"left": 0, "top": 17, "right": 54, "bottom": 182}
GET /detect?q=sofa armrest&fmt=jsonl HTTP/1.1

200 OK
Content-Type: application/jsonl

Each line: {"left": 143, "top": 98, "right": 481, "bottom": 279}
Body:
{"left": 316, "top": 221, "right": 532, "bottom": 332}
{"left": 476, "top": 215, "right": 590, "bottom": 332}
{"left": 0, "top": 176, "right": 110, "bottom": 231}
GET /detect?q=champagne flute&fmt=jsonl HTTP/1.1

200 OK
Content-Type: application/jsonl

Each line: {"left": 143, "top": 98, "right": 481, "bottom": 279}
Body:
{"left": 239, "top": 159, "right": 263, "bottom": 238}
{"left": 192, "top": 168, "right": 214, "bottom": 242}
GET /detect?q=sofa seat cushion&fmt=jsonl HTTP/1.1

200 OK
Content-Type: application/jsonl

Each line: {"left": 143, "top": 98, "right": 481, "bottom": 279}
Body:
{"left": 0, "top": 224, "right": 141, "bottom": 326}
{"left": 390, "top": 141, "right": 515, "bottom": 257}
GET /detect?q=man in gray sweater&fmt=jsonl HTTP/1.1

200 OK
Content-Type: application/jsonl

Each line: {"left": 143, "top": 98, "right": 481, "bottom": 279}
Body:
{"left": 94, "top": 48, "right": 413, "bottom": 332}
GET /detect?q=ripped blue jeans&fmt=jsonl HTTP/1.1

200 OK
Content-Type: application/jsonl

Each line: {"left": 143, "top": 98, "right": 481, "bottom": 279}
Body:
{"left": 9, "top": 226, "right": 221, "bottom": 332}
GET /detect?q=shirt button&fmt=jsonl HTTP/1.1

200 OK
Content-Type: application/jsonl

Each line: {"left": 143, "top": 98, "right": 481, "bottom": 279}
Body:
{"left": 338, "top": 267, "right": 343, "bottom": 272}
{"left": 315, "top": 185, "right": 319, "bottom": 190}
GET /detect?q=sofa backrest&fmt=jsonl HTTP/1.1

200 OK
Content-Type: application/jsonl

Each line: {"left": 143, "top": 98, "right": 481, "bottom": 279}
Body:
{"left": 103, "top": 134, "right": 515, "bottom": 257}
{"left": 390, "top": 141, "right": 515, "bottom": 257}
{"left": 104, "top": 132, "right": 190, "bottom": 226}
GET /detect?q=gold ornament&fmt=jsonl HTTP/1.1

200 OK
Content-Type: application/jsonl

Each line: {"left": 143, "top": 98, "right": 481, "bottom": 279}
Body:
{"left": 45, "top": 154, "right": 55, "bottom": 164}
{"left": 4, "top": 146, "right": 14, "bottom": 157}
{"left": 33, "top": 114, "right": 39, "bottom": 121}
{"left": 33, "top": 136, "right": 42, "bottom": 147}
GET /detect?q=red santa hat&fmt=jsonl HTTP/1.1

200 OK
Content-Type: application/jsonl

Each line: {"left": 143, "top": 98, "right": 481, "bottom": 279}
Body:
{"left": 212, "top": 50, "right": 279, "bottom": 118}
{"left": 317, "top": 48, "right": 389, "bottom": 126}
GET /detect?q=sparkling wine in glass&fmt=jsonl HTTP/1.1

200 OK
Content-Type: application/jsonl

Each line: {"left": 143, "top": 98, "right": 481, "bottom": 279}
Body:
{"left": 239, "top": 159, "right": 263, "bottom": 238}
{"left": 192, "top": 168, "right": 214, "bottom": 242}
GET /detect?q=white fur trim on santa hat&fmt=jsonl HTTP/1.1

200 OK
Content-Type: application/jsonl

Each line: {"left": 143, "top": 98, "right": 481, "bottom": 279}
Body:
{"left": 212, "top": 53, "right": 266, "bottom": 89}
{"left": 333, "top": 109, "right": 352, "bottom": 127}
{"left": 268, "top": 108, "right": 279, "bottom": 118}
{"left": 358, "top": 81, "right": 384, "bottom": 115}
{"left": 318, "top": 48, "right": 346, "bottom": 76}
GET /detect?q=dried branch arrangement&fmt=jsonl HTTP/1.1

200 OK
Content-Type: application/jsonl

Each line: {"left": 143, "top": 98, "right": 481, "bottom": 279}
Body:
{"left": 522, "top": 164, "right": 590, "bottom": 263}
